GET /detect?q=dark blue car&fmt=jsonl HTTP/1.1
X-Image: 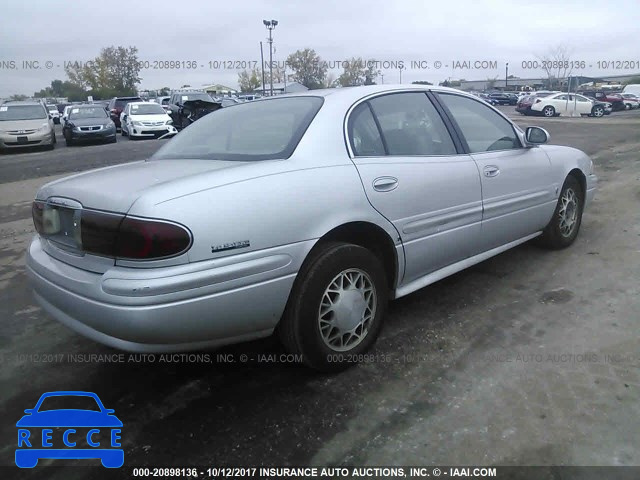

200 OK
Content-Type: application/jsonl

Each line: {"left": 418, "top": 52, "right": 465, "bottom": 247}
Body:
{"left": 16, "top": 391, "right": 123, "bottom": 468}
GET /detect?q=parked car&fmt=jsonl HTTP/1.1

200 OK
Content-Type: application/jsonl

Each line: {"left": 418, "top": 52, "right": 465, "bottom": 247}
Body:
{"left": 0, "top": 101, "right": 56, "bottom": 152}
{"left": 155, "top": 96, "right": 171, "bottom": 112}
{"left": 478, "top": 93, "right": 499, "bottom": 105}
{"left": 62, "top": 105, "right": 117, "bottom": 146}
{"left": 26, "top": 85, "right": 597, "bottom": 371}
{"left": 577, "top": 91, "right": 625, "bottom": 111}
{"left": 167, "top": 91, "right": 221, "bottom": 130}
{"left": 529, "top": 93, "right": 612, "bottom": 117}
{"left": 120, "top": 102, "right": 177, "bottom": 139}
{"left": 61, "top": 105, "right": 73, "bottom": 126}
{"left": 46, "top": 105, "right": 60, "bottom": 124}
{"left": 107, "top": 96, "right": 143, "bottom": 130}
{"left": 488, "top": 92, "right": 515, "bottom": 105}
{"left": 622, "top": 84, "right": 640, "bottom": 96}
{"left": 620, "top": 93, "right": 639, "bottom": 109}
{"left": 515, "top": 92, "right": 559, "bottom": 115}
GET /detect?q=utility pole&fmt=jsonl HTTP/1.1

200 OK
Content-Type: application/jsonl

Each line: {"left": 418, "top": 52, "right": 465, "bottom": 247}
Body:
{"left": 505, "top": 62, "right": 509, "bottom": 91}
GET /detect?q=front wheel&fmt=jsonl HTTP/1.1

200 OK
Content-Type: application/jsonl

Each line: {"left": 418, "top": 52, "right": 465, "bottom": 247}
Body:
{"left": 542, "top": 105, "right": 555, "bottom": 117}
{"left": 591, "top": 105, "right": 605, "bottom": 117}
{"left": 537, "top": 176, "right": 584, "bottom": 249}
{"left": 279, "top": 242, "right": 389, "bottom": 372}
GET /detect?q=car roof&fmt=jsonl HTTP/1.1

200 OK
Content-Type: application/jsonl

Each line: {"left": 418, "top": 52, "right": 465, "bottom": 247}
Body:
{"left": 127, "top": 101, "right": 165, "bottom": 107}
{"left": 3, "top": 101, "right": 44, "bottom": 106}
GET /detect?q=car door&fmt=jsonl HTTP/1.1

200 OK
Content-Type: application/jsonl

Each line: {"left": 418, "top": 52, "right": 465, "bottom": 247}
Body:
{"left": 573, "top": 94, "right": 593, "bottom": 115}
{"left": 347, "top": 91, "right": 483, "bottom": 285}
{"left": 435, "top": 92, "right": 557, "bottom": 253}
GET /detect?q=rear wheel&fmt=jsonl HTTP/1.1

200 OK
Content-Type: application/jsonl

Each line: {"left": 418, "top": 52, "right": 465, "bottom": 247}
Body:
{"left": 542, "top": 105, "right": 555, "bottom": 117}
{"left": 537, "top": 175, "right": 584, "bottom": 249}
{"left": 279, "top": 242, "right": 389, "bottom": 372}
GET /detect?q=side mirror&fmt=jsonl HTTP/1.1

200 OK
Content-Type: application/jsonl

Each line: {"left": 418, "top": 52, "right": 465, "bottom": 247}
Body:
{"left": 525, "top": 126, "right": 550, "bottom": 145}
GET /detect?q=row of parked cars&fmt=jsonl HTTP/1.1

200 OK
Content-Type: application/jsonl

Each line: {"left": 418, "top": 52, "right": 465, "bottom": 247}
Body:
{"left": 514, "top": 86, "right": 640, "bottom": 118}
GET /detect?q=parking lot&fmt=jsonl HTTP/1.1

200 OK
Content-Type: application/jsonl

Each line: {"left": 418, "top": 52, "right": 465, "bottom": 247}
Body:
{"left": 1, "top": 106, "right": 639, "bottom": 477}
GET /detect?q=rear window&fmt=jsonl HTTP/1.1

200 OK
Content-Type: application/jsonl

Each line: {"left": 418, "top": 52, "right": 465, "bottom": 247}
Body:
{"left": 0, "top": 105, "right": 47, "bottom": 121}
{"left": 153, "top": 96, "right": 324, "bottom": 161}
{"left": 114, "top": 98, "right": 142, "bottom": 109}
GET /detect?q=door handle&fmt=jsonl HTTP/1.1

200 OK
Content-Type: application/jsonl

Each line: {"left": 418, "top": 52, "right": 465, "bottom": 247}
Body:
{"left": 373, "top": 176, "right": 398, "bottom": 192}
{"left": 484, "top": 165, "right": 500, "bottom": 177}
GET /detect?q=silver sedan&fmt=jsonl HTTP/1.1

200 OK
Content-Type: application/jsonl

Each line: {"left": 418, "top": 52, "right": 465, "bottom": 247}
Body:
{"left": 26, "top": 85, "right": 597, "bottom": 371}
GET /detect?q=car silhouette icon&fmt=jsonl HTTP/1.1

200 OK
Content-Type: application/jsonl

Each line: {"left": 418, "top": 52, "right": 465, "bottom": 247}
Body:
{"left": 16, "top": 391, "right": 123, "bottom": 468}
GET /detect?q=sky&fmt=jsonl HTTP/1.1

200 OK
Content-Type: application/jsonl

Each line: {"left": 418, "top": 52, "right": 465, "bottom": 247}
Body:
{"left": 1, "top": 0, "right": 639, "bottom": 97}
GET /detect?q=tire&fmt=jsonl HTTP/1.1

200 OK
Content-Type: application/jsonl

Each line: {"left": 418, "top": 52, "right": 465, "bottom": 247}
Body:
{"left": 108, "top": 137, "right": 117, "bottom": 144}
{"left": 278, "top": 242, "right": 389, "bottom": 372}
{"left": 121, "top": 127, "right": 127, "bottom": 136}
{"left": 536, "top": 175, "right": 584, "bottom": 249}
{"left": 591, "top": 105, "right": 604, "bottom": 117}
{"left": 542, "top": 105, "right": 555, "bottom": 117}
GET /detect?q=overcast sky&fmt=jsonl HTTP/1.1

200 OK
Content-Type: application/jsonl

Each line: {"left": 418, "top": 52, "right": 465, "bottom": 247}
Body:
{"left": 1, "top": 0, "right": 639, "bottom": 97}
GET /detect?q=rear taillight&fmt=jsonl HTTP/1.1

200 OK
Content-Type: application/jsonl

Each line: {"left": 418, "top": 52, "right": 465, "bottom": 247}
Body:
{"left": 32, "top": 201, "right": 44, "bottom": 234}
{"left": 33, "top": 202, "right": 191, "bottom": 260}
{"left": 115, "top": 217, "right": 192, "bottom": 259}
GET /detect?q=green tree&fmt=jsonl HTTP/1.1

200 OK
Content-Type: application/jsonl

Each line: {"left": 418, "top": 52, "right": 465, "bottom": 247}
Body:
{"left": 238, "top": 68, "right": 262, "bottom": 92}
{"left": 9, "top": 94, "right": 28, "bottom": 101}
{"left": 159, "top": 87, "right": 171, "bottom": 96}
{"left": 337, "top": 58, "right": 378, "bottom": 87}
{"left": 65, "top": 46, "right": 141, "bottom": 97}
{"left": 412, "top": 81, "right": 433, "bottom": 85}
{"left": 286, "top": 48, "right": 327, "bottom": 89}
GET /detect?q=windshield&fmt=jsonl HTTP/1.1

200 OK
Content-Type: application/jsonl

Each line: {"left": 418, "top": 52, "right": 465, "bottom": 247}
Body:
{"left": 153, "top": 96, "right": 323, "bottom": 161}
{"left": 180, "top": 93, "right": 214, "bottom": 102}
{"left": 69, "top": 107, "right": 108, "bottom": 119}
{"left": 0, "top": 105, "right": 47, "bottom": 121}
{"left": 129, "top": 104, "right": 166, "bottom": 115}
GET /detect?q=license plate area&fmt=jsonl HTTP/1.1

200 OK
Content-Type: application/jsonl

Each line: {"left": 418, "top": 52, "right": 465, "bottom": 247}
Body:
{"left": 42, "top": 205, "right": 83, "bottom": 252}
{"left": 17, "top": 136, "right": 28, "bottom": 143}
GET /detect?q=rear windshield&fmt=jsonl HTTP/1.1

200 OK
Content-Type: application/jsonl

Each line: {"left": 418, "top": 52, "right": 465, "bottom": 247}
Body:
{"left": 114, "top": 98, "right": 142, "bottom": 109}
{"left": 0, "top": 105, "right": 47, "bottom": 121}
{"left": 152, "top": 96, "right": 324, "bottom": 161}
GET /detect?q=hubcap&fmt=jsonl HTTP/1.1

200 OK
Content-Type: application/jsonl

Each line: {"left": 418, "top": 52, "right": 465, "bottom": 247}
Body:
{"left": 318, "top": 269, "right": 376, "bottom": 352}
{"left": 544, "top": 107, "right": 554, "bottom": 117}
{"left": 558, "top": 188, "right": 579, "bottom": 237}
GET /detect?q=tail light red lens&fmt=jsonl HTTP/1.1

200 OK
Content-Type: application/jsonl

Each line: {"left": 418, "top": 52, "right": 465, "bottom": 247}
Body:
{"left": 115, "top": 217, "right": 192, "bottom": 259}
{"left": 32, "top": 202, "right": 191, "bottom": 260}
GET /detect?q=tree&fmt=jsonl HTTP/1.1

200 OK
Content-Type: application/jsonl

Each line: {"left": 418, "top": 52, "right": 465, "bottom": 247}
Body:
{"left": 536, "top": 45, "right": 573, "bottom": 91}
{"left": 159, "top": 87, "right": 171, "bottom": 96}
{"left": 238, "top": 68, "right": 262, "bottom": 92}
{"left": 34, "top": 79, "right": 88, "bottom": 101}
{"left": 412, "top": 81, "right": 433, "bottom": 85}
{"left": 286, "top": 48, "right": 327, "bottom": 89}
{"left": 323, "top": 73, "right": 338, "bottom": 88}
{"left": 336, "top": 58, "right": 379, "bottom": 87}
{"left": 65, "top": 46, "right": 142, "bottom": 97}
{"left": 486, "top": 77, "right": 498, "bottom": 89}
{"left": 9, "top": 94, "right": 28, "bottom": 101}
{"left": 624, "top": 76, "right": 640, "bottom": 85}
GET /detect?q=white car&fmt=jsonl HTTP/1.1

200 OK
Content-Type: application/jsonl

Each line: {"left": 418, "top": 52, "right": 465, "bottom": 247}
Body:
{"left": 620, "top": 93, "right": 639, "bottom": 110}
{"left": 46, "top": 105, "right": 60, "bottom": 124}
{"left": 120, "top": 102, "right": 177, "bottom": 139}
{"left": 61, "top": 106, "right": 73, "bottom": 125}
{"left": 530, "top": 93, "right": 608, "bottom": 117}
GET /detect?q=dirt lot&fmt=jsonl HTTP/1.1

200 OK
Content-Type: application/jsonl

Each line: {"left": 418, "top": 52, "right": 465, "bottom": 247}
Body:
{"left": 1, "top": 109, "right": 639, "bottom": 478}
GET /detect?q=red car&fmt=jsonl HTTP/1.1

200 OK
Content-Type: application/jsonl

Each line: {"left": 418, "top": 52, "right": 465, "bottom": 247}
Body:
{"left": 578, "top": 91, "right": 625, "bottom": 111}
{"left": 107, "top": 96, "right": 143, "bottom": 130}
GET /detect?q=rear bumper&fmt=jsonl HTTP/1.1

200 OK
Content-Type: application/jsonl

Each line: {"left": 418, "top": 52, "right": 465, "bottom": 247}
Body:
{"left": 26, "top": 236, "right": 306, "bottom": 352}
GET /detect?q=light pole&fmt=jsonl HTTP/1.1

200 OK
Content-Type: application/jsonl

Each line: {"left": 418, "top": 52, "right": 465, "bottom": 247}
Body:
{"left": 505, "top": 62, "right": 509, "bottom": 91}
{"left": 263, "top": 19, "right": 278, "bottom": 96}
{"left": 399, "top": 66, "right": 405, "bottom": 84}
{"left": 259, "top": 41, "right": 266, "bottom": 95}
